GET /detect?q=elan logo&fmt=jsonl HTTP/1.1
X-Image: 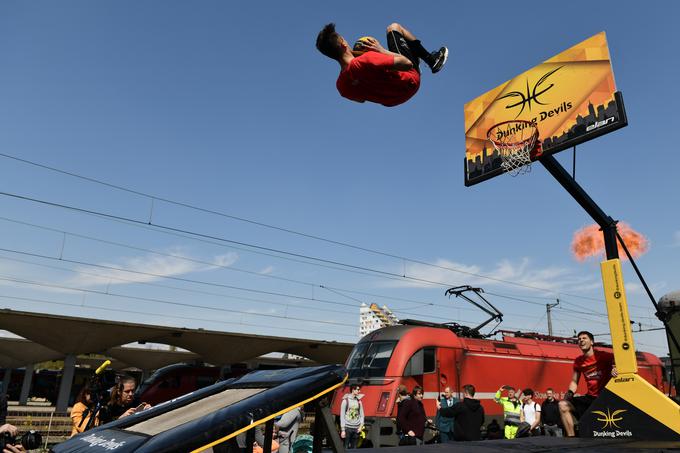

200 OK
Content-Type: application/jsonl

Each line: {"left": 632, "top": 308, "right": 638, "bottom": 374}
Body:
{"left": 592, "top": 408, "right": 627, "bottom": 430}
{"left": 586, "top": 116, "right": 616, "bottom": 132}
{"left": 614, "top": 376, "right": 634, "bottom": 383}
{"left": 497, "top": 66, "right": 563, "bottom": 117}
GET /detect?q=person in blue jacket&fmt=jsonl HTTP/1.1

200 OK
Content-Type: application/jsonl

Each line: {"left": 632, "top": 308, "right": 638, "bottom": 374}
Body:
{"left": 436, "top": 387, "right": 458, "bottom": 442}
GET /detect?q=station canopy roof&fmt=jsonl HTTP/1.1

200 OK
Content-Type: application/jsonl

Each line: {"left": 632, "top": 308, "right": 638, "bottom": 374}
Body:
{"left": 0, "top": 309, "right": 354, "bottom": 369}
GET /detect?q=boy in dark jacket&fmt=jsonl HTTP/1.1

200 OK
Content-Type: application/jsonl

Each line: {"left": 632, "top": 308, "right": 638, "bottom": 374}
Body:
{"left": 437, "top": 384, "right": 485, "bottom": 441}
{"left": 397, "top": 386, "right": 429, "bottom": 445}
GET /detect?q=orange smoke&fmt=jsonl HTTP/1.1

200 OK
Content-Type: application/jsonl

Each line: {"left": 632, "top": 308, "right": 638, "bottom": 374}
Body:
{"left": 571, "top": 222, "right": 649, "bottom": 261}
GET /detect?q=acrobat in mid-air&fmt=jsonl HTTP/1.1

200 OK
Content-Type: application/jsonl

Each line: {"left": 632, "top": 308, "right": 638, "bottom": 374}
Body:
{"left": 316, "top": 23, "right": 448, "bottom": 107}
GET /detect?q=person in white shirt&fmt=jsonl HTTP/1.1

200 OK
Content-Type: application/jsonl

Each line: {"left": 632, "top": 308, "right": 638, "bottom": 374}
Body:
{"left": 520, "top": 388, "right": 542, "bottom": 436}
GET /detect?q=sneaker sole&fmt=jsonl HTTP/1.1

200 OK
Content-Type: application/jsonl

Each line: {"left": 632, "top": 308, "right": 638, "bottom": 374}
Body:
{"left": 432, "top": 47, "right": 448, "bottom": 73}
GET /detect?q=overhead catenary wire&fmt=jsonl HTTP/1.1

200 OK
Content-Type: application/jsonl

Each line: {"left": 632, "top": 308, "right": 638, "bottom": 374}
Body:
{"left": 0, "top": 167, "right": 661, "bottom": 342}
{"left": 0, "top": 247, "right": 455, "bottom": 316}
{"left": 0, "top": 209, "right": 660, "bottom": 338}
{"left": 0, "top": 151, "right": 619, "bottom": 304}
{"left": 0, "top": 293, "right": 538, "bottom": 343}
{"left": 0, "top": 260, "right": 663, "bottom": 351}
{"left": 0, "top": 249, "right": 557, "bottom": 324}
{"left": 0, "top": 190, "right": 621, "bottom": 313}
{"left": 0, "top": 273, "right": 544, "bottom": 337}
{"left": 0, "top": 230, "right": 660, "bottom": 336}
{"left": 594, "top": 327, "right": 666, "bottom": 336}
{"left": 0, "top": 216, "right": 436, "bottom": 309}
{"left": 2, "top": 214, "right": 632, "bottom": 320}
{"left": 1, "top": 153, "right": 665, "bottom": 345}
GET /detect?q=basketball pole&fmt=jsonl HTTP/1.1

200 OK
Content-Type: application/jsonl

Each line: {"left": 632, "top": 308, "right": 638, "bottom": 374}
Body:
{"left": 540, "top": 154, "right": 680, "bottom": 438}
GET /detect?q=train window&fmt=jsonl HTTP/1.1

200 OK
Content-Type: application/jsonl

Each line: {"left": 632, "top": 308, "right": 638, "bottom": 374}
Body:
{"left": 404, "top": 347, "right": 436, "bottom": 376}
{"left": 423, "top": 348, "right": 435, "bottom": 372}
{"left": 346, "top": 341, "right": 397, "bottom": 379}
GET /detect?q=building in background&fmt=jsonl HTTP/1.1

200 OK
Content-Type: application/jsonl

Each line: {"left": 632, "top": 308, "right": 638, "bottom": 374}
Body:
{"left": 359, "top": 303, "right": 399, "bottom": 337}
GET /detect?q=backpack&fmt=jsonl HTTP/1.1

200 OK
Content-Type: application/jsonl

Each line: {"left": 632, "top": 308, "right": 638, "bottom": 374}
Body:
{"left": 515, "top": 422, "right": 532, "bottom": 438}
{"left": 291, "top": 435, "right": 313, "bottom": 453}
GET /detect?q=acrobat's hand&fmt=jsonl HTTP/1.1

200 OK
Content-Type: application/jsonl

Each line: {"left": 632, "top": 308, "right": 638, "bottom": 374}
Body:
{"left": 359, "top": 37, "right": 386, "bottom": 54}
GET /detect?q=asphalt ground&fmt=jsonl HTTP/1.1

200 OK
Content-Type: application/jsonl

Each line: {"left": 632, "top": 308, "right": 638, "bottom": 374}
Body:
{"left": 359, "top": 437, "right": 680, "bottom": 452}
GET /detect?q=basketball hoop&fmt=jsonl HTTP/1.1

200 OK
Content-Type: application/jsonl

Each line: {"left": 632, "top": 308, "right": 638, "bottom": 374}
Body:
{"left": 487, "top": 120, "right": 539, "bottom": 176}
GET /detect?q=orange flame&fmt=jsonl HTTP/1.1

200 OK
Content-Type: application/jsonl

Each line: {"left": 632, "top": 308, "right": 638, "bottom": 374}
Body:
{"left": 571, "top": 222, "right": 649, "bottom": 261}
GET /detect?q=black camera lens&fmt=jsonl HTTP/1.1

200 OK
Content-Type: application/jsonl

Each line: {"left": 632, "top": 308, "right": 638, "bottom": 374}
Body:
{"left": 21, "top": 430, "right": 43, "bottom": 450}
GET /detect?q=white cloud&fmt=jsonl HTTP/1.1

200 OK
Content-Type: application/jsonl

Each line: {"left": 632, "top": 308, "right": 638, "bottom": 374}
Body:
{"left": 259, "top": 266, "right": 275, "bottom": 275}
{"left": 624, "top": 282, "right": 643, "bottom": 294}
{"left": 626, "top": 281, "right": 667, "bottom": 298}
{"left": 384, "top": 257, "right": 597, "bottom": 294}
{"left": 212, "top": 253, "right": 239, "bottom": 267}
{"left": 66, "top": 249, "right": 238, "bottom": 288}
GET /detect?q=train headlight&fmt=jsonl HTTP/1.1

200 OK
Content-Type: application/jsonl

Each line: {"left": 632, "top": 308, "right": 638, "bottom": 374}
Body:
{"left": 377, "top": 392, "right": 390, "bottom": 413}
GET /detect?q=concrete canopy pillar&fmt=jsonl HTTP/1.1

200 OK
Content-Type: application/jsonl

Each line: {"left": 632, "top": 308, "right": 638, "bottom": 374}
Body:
{"left": 19, "top": 364, "right": 34, "bottom": 405}
{"left": 56, "top": 354, "right": 76, "bottom": 413}
{"left": 2, "top": 368, "right": 11, "bottom": 396}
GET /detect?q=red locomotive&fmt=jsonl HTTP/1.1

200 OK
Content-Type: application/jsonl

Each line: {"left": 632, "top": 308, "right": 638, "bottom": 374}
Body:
{"left": 331, "top": 288, "right": 666, "bottom": 447}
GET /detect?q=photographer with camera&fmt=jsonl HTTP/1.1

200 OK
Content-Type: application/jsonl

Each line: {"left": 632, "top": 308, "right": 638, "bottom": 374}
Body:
{"left": 1, "top": 424, "right": 23, "bottom": 453}
{"left": 1, "top": 423, "right": 41, "bottom": 452}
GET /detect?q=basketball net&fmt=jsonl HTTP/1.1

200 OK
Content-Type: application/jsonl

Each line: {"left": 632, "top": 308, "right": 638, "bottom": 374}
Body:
{"left": 487, "top": 120, "right": 539, "bottom": 176}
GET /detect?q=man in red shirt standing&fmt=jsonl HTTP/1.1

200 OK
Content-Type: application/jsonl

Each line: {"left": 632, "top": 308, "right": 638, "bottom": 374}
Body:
{"left": 559, "top": 331, "right": 617, "bottom": 436}
{"left": 315, "top": 23, "right": 447, "bottom": 107}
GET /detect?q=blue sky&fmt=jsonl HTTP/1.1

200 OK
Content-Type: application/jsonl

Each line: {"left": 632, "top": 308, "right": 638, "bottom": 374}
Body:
{"left": 0, "top": 1, "right": 677, "bottom": 358}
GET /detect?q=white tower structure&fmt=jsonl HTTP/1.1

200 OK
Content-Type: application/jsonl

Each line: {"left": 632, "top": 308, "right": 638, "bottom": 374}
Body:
{"left": 359, "top": 303, "right": 399, "bottom": 337}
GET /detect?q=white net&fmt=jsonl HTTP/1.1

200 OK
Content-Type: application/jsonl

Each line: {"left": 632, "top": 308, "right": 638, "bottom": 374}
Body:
{"left": 500, "top": 146, "right": 533, "bottom": 175}
{"left": 487, "top": 121, "right": 538, "bottom": 176}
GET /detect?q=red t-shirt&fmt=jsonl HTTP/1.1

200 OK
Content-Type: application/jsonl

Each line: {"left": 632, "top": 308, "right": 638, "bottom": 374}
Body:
{"left": 336, "top": 52, "right": 420, "bottom": 107}
{"left": 574, "top": 350, "right": 614, "bottom": 397}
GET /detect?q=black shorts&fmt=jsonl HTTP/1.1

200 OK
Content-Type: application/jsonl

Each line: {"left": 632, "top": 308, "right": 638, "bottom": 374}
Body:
{"left": 571, "top": 395, "right": 596, "bottom": 419}
{"left": 386, "top": 30, "right": 420, "bottom": 72}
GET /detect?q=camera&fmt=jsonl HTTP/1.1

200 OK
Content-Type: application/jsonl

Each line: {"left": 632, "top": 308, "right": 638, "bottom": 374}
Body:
{"left": 0, "top": 430, "right": 43, "bottom": 450}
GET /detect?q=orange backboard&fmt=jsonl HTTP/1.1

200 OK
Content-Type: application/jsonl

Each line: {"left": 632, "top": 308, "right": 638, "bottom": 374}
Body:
{"left": 464, "top": 32, "right": 627, "bottom": 186}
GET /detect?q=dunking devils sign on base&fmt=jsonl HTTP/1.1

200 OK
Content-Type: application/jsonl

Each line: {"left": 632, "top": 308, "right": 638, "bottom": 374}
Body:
{"left": 580, "top": 386, "right": 680, "bottom": 439}
{"left": 464, "top": 32, "right": 680, "bottom": 439}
